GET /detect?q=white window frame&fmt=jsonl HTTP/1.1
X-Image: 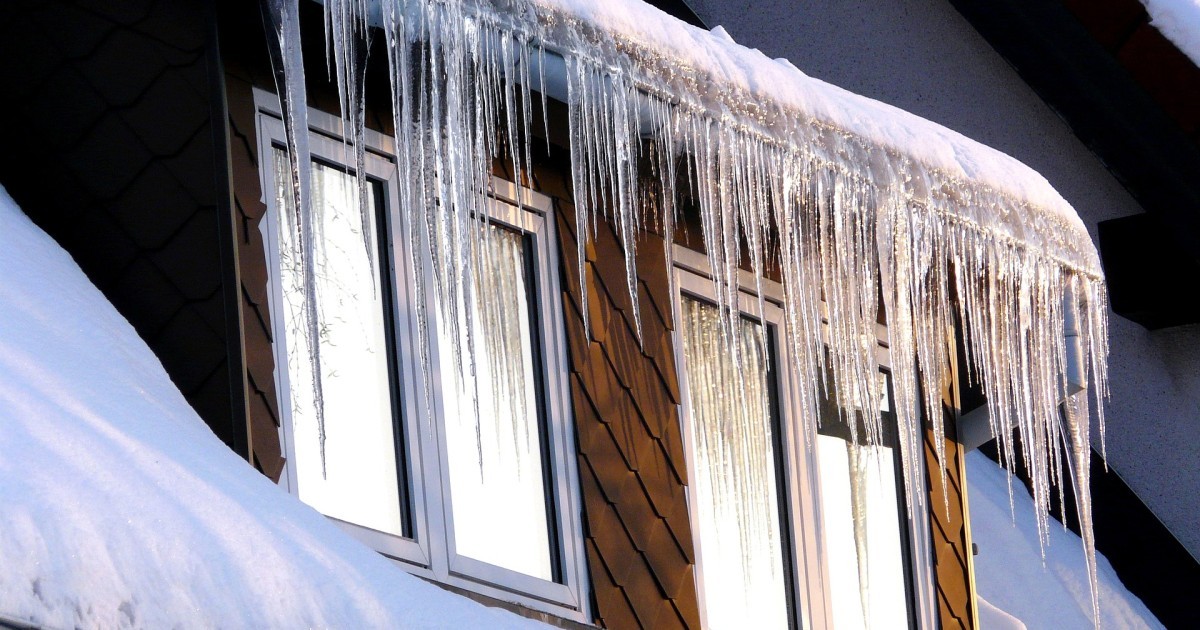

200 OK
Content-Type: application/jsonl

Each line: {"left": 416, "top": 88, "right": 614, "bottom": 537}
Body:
{"left": 671, "top": 245, "right": 937, "bottom": 630}
{"left": 254, "top": 88, "right": 590, "bottom": 622}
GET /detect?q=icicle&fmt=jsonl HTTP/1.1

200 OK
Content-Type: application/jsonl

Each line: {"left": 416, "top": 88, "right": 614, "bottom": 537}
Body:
{"left": 846, "top": 441, "right": 873, "bottom": 624}
{"left": 265, "top": 0, "right": 1111, "bottom": 614}
{"left": 323, "top": 0, "right": 375, "bottom": 280}
{"left": 565, "top": 56, "right": 593, "bottom": 335}
{"left": 262, "top": 0, "right": 328, "bottom": 476}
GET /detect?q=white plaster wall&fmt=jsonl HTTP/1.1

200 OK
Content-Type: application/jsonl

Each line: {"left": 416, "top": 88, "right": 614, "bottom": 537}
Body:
{"left": 686, "top": 0, "right": 1200, "bottom": 558}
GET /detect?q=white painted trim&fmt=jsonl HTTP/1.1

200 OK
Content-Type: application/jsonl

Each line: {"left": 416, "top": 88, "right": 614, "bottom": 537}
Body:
{"left": 253, "top": 89, "right": 589, "bottom": 623}
{"left": 670, "top": 244, "right": 933, "bottom": 630}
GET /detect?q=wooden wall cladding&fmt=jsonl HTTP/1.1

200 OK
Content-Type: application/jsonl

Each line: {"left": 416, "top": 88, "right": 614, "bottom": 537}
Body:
{"left": 219, "top": 0, "right": 282, "bottom": 479}
{"left": 526, "top": 156, "right": 703, "bottom": 630}
{"left": 0, "top": 0, "right": 246, "bottom": 454}
{"left": 223, "top": 73, "right": 285, "bottom": 481}
{"left": 926, "top": 401, "right": 977, "bottom": 628}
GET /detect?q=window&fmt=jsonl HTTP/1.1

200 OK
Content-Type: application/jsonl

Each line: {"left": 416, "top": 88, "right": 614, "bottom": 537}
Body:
{"left": 270, "top": 144, "right": 416, "bottom": 534}
{"left": 815, "top": 370, "right": 916, "bottom": 630}
{"left": 677, "top": 293, "right": 794, "bottom": 628}
{"left": 255, "top": 91, "right": 588, "bottom": 621}
{"left": 672, "top": 247, "right": 924, "bottom": 630}
{"left": 435, "top": 223, "right": 557, "bottom": 581}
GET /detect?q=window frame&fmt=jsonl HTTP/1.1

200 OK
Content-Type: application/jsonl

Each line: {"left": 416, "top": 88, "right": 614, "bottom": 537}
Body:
{"left": 670, "top": 244, "right": 937, "bottom": 629}
{"left": 418, "top": 177, "right": 589, "bottom": 611}
{"left": 254, "top": 88, "right": 590, "bottom": 622}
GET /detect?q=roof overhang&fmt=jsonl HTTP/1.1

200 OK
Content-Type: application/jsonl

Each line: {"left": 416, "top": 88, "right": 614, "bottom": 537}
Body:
{"left": 950, "top": 0, "right": 1200, "bottom": 329}
{"left": 265, "top": 0, "right": 1113, "bottom": 621}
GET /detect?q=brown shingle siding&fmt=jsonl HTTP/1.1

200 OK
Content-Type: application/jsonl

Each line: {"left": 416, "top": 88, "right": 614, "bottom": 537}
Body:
{"left": 635, "top": 279, "right": 680, "bottom": 404}
{"left": 535, "top": 146, "right": 702, "bottom": 628}
{"left": 926, "top": 405, "right": 977, "bottom": 629}
{"left": 586, "top": 540, "right": 642, "bottom": 630}
{"left": 224, "top": 72, "right": 286, "bottom": 479}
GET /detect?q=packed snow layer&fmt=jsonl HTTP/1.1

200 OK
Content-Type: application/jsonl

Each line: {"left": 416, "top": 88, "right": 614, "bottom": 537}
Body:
{"left": 533, "top": 0, "right": 1097, "bottom": 271}
{"left": 0, "top": 186, "right": 543, "bottom": 629}
{"left": 968, "top": 451, "right": 1162, "bottom": 629}
{"left": 977, "top": 596, "right": 1028, "bottom": 630}
{"left": 1140, "top": 0, "right": 1200, "bottom": 67}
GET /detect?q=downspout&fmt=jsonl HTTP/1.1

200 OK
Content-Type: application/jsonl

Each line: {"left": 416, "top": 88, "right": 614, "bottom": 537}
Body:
{"left": 959, "top": 287, "right": 1086, "bottom": 451}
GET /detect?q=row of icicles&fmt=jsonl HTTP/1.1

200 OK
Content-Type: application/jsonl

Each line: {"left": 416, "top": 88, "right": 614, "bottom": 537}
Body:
{"left": 263, "top": 0, "right": 1109, "bottom": 625}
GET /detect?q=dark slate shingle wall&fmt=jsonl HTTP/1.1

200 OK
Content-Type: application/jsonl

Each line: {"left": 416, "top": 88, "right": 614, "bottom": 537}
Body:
{"left": 0, "top": 0, "right": 246, "bottom": 454}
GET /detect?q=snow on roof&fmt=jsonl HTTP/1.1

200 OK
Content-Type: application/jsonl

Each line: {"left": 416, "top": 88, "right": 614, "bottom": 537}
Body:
{"left": 0, "top": 186, "right": 543, "bottom": 629}
{"left": 1140, "top": 0, "right": 1200, "bottom": 67}
{"left": 967, "top": 451, "right": 1163, "bottom": 629}
{"left": 531, "top": 0, "right": 1100, "bottom": 275}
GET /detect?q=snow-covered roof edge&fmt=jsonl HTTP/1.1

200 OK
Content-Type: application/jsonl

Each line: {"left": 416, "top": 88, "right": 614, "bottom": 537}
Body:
{"left": 1141, "top": 0, "right": 1200, "bottom": 68}
{"left": 519, "top": 0, "right": 1102, "bottom": 276}
{"left": 265, "top": 0, "right": 1111, "bottom": 625}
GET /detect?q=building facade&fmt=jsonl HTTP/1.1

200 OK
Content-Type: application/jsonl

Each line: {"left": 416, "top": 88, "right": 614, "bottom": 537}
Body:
{"left": 3, "top": 0, "right": 1193, "bottom": 628}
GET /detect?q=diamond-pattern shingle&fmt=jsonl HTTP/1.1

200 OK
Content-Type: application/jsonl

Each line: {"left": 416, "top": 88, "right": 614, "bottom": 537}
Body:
{"left": 0, "top": 0, "right": 245, "bottom": 453}
{"left": 532, "top": 144, "right": 703, "bottom": 628}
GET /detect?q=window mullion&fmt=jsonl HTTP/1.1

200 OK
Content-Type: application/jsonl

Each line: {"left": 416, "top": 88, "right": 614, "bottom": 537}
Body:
{"left": 255, "top": 90, "right": 588, "bottom": 621}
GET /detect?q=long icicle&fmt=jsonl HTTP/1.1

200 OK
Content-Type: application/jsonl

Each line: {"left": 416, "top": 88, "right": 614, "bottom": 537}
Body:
{"left": 266, "top": 1, "right": 1111, "bottom": 621}
{"left": 262, "top": 0, "right": 328, "bottom": 476}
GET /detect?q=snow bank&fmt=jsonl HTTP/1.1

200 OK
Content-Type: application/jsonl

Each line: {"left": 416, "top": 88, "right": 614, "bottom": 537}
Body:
{"left": 0, "top": 186, "right": 542, "bottom": 629}
{"left": 967, "top": 451, "right": 1162, "bottom": 629}
{"left": 1140, "top": 0, "right": 1200, "bottom": 67}
{"left": 978, "top": 596, "right": 1028, "bottom": 630}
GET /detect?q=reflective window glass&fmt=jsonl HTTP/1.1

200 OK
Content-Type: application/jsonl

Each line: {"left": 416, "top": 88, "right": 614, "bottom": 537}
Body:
{"left": 679, "top": 296, "right": 790, "bottom": 629}
{"left": 816, "top": 371, "right": 913, "bottom": 630}
{"left": 438, "top": 225, "right": 555, "bottom": 581}
{"left": 272, "top": 149, "right": 407, "bottom": 537}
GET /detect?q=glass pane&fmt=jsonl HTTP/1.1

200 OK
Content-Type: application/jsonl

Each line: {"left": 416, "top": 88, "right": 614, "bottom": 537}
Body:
{"left": 679, "top": 296, "right": 790, "bottom": 630}
{"left": 273, "top": 149, "right": 406, "bottom": 537}
{"left": 438, "top": 225, "right": 555, "bottom": 581}
{"left": 816, "top": 372, "right": 911, "bottom": 630}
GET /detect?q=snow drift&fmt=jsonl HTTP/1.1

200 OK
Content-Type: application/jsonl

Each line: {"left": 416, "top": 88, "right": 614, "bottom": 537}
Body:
{"left": 968, "top": 451, "right": 1163, "bottom": 629}
{"left": 0, "top": 185, "right": 542, "bottom": 629}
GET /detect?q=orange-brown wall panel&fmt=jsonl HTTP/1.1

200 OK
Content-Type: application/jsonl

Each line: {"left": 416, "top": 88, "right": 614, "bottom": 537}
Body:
{"left": 926, "top": 403, "right": 977, "bottom": 629}
{"left": 537, "top": 153, "right": 702, "bottom": 628}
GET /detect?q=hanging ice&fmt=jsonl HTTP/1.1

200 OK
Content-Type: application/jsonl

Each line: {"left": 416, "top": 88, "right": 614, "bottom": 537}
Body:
{"left": 264, "top": 0, "right": 1111, "bottom": 622}
{"left": 271, "top": 149, "right": 407, "bottom": 536}
{"left": 816, "top": 372, "right": 912, "bottom": 629}
{"left": 679, "top": 296, "right": 789, "bottom": 629}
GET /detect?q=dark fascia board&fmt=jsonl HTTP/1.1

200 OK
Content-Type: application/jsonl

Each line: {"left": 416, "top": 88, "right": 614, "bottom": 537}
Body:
{"left": 1098, "top": 213, "right": 1200, "bottom": 329}
{"left": 643, "top": 0, "right": 707, "bottom": 29}
{"left": 949, "top": 0, "right": 1200, "bottom": 265}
